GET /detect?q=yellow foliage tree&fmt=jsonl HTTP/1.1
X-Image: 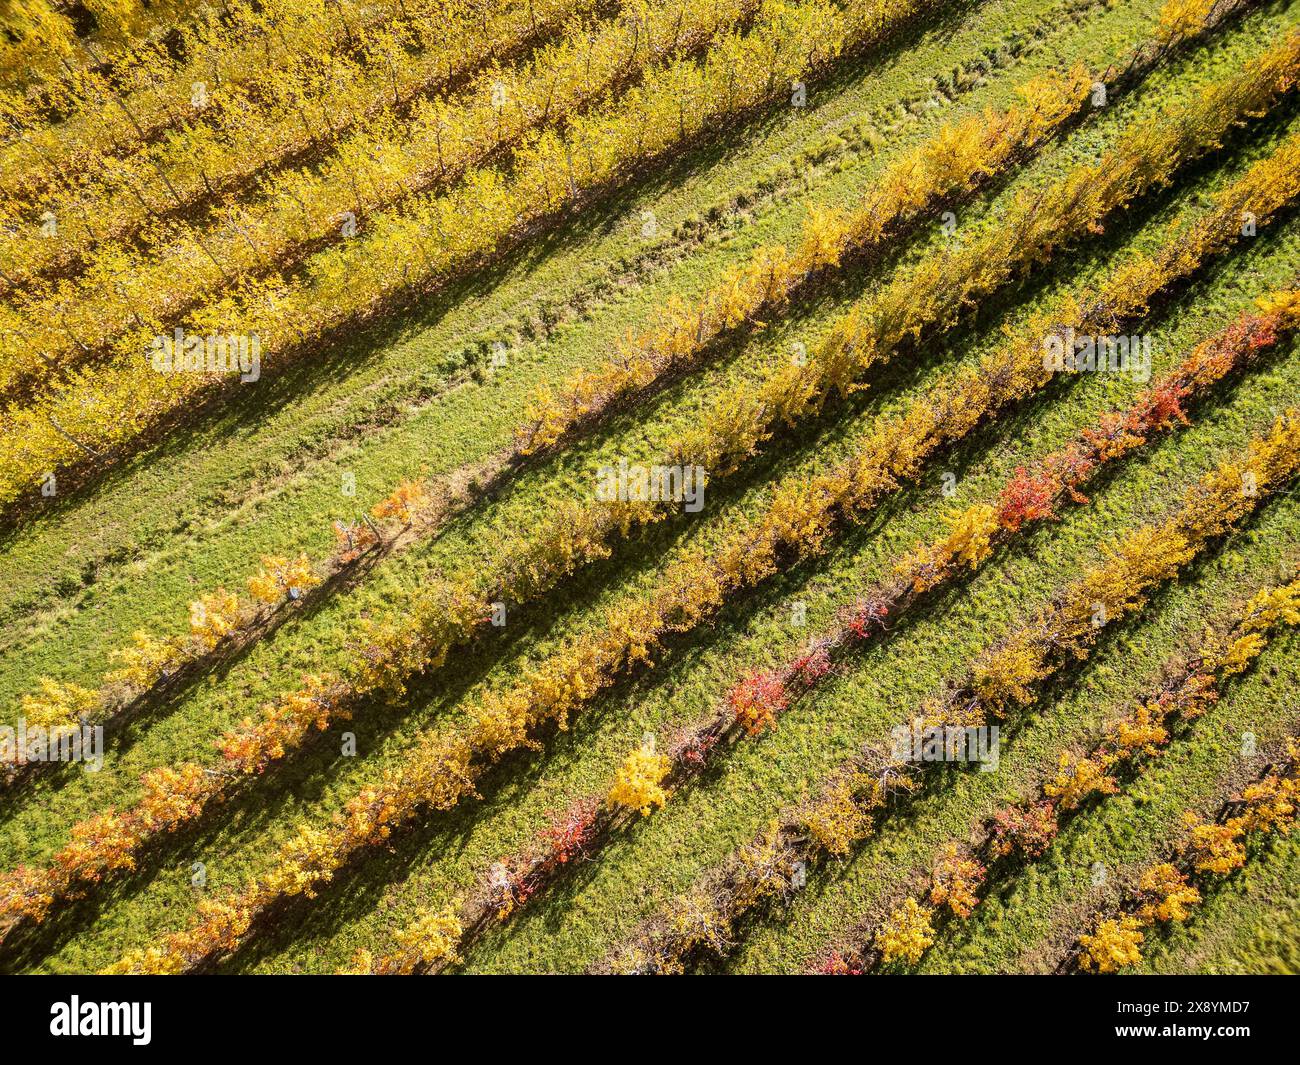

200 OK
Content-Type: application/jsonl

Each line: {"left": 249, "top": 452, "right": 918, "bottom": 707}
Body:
{"left": 877, "top": 898, "right": 935, "bottom": 966}
{"left": 18, "top": 678, "right": 100, "bottom": 730}
{"left": 607, "top": 746, "right": 670, "bottom": 816}
{"left": 188, "top": 588, "right": 242, "bottom": 652}
{"left": 247, "top": 554, "right": 319, "bottom": 604}
{"left": 1044, "top": 752, "right": 1119, "bottom": 810}
{"left": 1136, "top": 863, "right": 1201, "bottom": 924}
{"left": 1079, "top": 915, "right": 1145, "bottom": 973}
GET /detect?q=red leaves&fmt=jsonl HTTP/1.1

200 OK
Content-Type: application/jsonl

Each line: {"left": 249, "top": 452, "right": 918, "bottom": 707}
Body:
{"left": 790, "top": 646, "right": 832, "bottom": 686}
{"left": 990, "top": 801, "right": 1059, "bottom": 859}
{"left": 538, "top": 797, "right": 601, "bottom": 866}
{"left": 1141, "top": 379, "right": 1191, "bottom": 430}
{"left": 846, "top": 599, "right": 889, "bottom": 640}
{"left": 817, "top": 951, "right": 865, "bottom": 975}
{"left": 998, "top": 465, "right": 1059, "bottom": 531}
{"left": 726, "top": 669, "right": 789, "bottom": 735}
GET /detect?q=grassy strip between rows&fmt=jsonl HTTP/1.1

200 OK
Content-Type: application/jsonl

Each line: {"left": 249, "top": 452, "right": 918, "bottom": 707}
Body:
{"left": 340, "top": 286, "right": 1300, "bottom": 974}
{"left": 596, "top": 409, "right": 1300, "bottom": 973}
{"left": 84, "top": 130, "right": 1300, "bottom": 974}
{"left": 812, "top": 566, "right": 1300, "bottom": 973}
{"left": 2, "top": 0, "right": 768, "bottom": 398}
{"left": 2, "top": 33, "right": 1291, "bottom": 946}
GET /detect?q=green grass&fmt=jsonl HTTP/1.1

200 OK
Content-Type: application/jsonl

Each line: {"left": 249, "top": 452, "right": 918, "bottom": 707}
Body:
{"left": 2, "top": 0, "right": 1299, "bottom": 976}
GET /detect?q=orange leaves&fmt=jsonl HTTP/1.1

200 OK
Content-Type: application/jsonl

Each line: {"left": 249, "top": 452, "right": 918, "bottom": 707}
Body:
{"left": 726, "top": 669, "right": 789, "bottom": 735}
{"left": 1136, "top": 864, "right": 1201, "bottom": 925}
{"left": 371, "top": 479, "right": 431, "bottom": 526}
{"left": 218, "top": 673, "right": 344, "bottom": 774}
{"left": 1239, "top": 774, "right": 1300, "bottom": 836}
{"left": 990, "top": 802, "right": 1059, "bottom": 859}
{"left": 997, "top": 465, "right": 1061, "bottom": 532}
{"left": 135, "top": 764, "right": 216, "bottom": 833}
{"left": 929, "top": 846, "right": 986, "bottom": 919}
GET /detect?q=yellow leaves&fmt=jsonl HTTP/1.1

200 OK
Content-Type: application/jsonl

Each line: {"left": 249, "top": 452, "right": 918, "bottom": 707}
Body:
{"left": 607, "top": 746, "right": 671, "bottom": 816}
{"left": 337, "top": 949, "right": 378, "bottom": 976}
{"left": 1240, "top": 576, "right": 1300, "bottom": 634}
{"left": 796, "top": 205, "right": 850, "bottom": 270}
{"left": 1107, "top": 700, "right": 1170, "bottom": 759}
{"left": 1183, "top": 813, "right": 1247, "bottom": 876}
{"left": 1106, "top": 525, "right": 1196, "bottom": 604}
{"left": 896, "top": 504, "right": 1000, "bottom": 594}
{"left": 1044, "top": 751, "right": 1119, "bottom": 810}
{"left": 101, "top": 946, "right": 186, "bottom": 976}
{"left": 942, "top": 503, "right": 1001, "bottom": 569}
{"left": 876, "top": 898, "right": 935, "bottom": 966}
{"left": 1136, "top": 863, "right": 1201, "bottom": 925}
{"left": 17, "top": 678, "right": 100, "bottom": 730}
{"left": 259, "top": 824, "right": 342, "bottom": 900}
{"left": 801, "top": 770, "right": 883, "bottom": 857}
{"left": 1156, "top": 0, "right": 1218, "bottom": 45}
{"left": 392, "top": 901, "right": 464, "bottom": 970}
{"left": 188, "top": 587, "right": 242, "bottom": 652}
{"left": 1240, "top": 775, "right": 1300, "bottom": 836}
{"left": 136, "top": 763, "right": 214, "bottom": 833}
{"left": 107, "top": 628, "right": 182, "bottom": 689}
{"left": 761, "top": 477, "right": 839, "bottom": 558}
{"left": 1215, "top": 633, "right": 1266, "bottom": 677}
{"left": 972, "top": 631, "right": 1050, "bottom": 715}
{"left": 247, "top": 553, "right": 319, "bottom": 604}
{"left": 732, "top": 822, "right": 797, "bottom": 911}
{"left": 929, "top": 845, "right": 985, "bottom": 919}
{"left": 1013, "top": 63, "right": 1092, "bottom": 140}
{"left": 1256, "top": 287, "right": 1300, "bottom": 328}
{"left": 1079, "top": 915, "right": 1144, "bottom": 973}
